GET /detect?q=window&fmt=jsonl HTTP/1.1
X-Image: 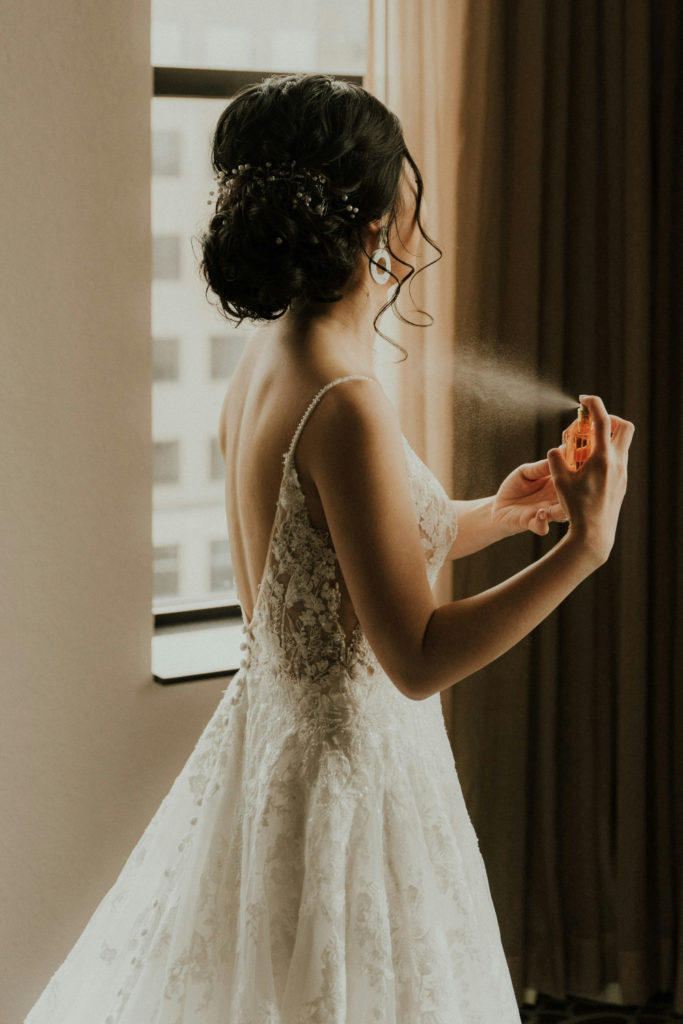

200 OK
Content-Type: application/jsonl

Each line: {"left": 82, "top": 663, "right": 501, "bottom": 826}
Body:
{"left": 209, "top": 538, "right": 234, "bottom": 593}
{"left": 209, "top": 437, "right": 224, "bottom": 481}
{"left": 154, "top": 440, "right": 180, "bottom": 484}
{"left": 151, "top": 0, "right": 368, "bottom": 73}
{"left": 153, "top": 337, "right": 180, "bottom": 381}
{"left": 151, "top": 0, "right": 368, "bottom": 628}
{"left": 152, "top": 129, "right": 182, "bottom": 176}
{"left": 154, "top": 544, "right": 180, "bottom": 598}
{"left": 210, "top": 333, "right": 248, "bottom": 380}
{"left": 153, "top": 235, "right": 182, "bottom": 280}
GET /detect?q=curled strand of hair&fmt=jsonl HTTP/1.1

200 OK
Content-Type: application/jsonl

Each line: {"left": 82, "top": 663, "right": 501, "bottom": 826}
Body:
{"left": 367, "top": 234, "right": 442, "bottom": 361}
{"left": 400, "top": 157, "right": 443, "bottom": 328}
{"left": 403, "top": 230, "right": 443, "bottom": 328}
{"left": 356, "top": 226, "right": 406, "bottom": 358}
{"left": 368, "top": 149, "right": 443, "bottom": 359}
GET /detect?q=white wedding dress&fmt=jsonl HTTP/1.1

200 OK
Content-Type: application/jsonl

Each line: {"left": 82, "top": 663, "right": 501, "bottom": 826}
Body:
{"left": 25, "top": 375, "right": 521, "bottom": 1023}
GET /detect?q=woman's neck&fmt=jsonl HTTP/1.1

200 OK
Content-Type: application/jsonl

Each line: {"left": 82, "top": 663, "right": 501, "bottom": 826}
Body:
{"left": 284, "top": 276, "right": 389, "bottom": 375}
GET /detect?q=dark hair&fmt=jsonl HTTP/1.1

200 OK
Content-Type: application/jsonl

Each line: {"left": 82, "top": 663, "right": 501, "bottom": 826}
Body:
{"left": 196, "top": 72, "right": 441, "bottom": 355}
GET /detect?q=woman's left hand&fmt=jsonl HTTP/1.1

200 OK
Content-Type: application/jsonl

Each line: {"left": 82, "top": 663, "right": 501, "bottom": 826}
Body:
{"left": 491, "top": 459, "right": 569, "bottom": 537}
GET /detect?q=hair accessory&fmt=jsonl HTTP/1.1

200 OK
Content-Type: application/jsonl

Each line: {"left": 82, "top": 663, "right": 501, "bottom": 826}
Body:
{"left": 207, "top": 162, "right": 360, "bottom": 220}
{"left": 369, "top": 224, "right": 392, "bottom": 285}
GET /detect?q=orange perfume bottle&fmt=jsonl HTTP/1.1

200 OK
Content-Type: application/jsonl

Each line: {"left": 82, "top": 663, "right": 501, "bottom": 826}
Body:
{"left": 562, "top": 403, "right": 594, "bottom": 470}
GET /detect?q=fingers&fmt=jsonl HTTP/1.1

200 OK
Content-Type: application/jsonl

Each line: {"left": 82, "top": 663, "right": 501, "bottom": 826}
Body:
{"left": 521, "top": 458, "right": 551, "bottom": 481}
{"left": 608, "top": 414, "right": 636, "bottom": 454}
{"left": 578, "top": 394, "right": 611, "bottom": 456}
{"left": 549, "top": 502, "right": 569, "bottom": 521}
{"left": 578, "top": 395, "right": 635, "bottom": 460}
{"left": 533, "top": 502, "right": 568, "bottom": 531}
{"left": 530, "top": 507, "right": 551, "bottom": 536}
{"left": 547, "top": 445, "right": 571, "bottom": 479}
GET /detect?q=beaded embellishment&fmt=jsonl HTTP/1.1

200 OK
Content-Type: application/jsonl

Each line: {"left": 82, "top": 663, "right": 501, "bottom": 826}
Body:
{"left": 207, "top": 159, "right": 360, "bottom": 219}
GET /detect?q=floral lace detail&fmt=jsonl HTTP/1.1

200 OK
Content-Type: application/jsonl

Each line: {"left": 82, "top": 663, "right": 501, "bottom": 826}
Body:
{"left": 245, "top": 376, "right": 459, "bottom": 784}
{"left": 24, "top": 377, "right": 521, "bottom": 1024}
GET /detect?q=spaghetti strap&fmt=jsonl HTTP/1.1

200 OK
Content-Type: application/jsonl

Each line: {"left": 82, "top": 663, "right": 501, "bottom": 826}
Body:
{"left": 245, "top": 375, "right": 379, "bottom": 632}
{"left": 285, "top": 374, "right": 378, "bottom": 461}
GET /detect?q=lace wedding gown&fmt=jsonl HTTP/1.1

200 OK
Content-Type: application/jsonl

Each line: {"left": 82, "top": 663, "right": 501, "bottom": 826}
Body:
{"left": 25, "top": 376, "right": 521, "bottom": 1023}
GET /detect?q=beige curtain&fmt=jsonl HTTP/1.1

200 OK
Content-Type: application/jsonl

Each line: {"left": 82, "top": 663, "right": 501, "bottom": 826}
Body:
{"left": 367, "top": 0, "right": 682, "bottom": 1013}
{"left": 367, "top": 0, "right": 465, "bottom": 609}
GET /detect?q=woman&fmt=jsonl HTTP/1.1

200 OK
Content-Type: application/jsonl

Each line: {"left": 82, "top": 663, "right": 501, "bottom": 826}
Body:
{"left": 25, "top": 73, "right": 633, "bottom": 1023}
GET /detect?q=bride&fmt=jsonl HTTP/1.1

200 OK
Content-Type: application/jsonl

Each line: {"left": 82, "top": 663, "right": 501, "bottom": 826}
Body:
{"left": 25, "top": 71, "right": 634, "bottom": 1023}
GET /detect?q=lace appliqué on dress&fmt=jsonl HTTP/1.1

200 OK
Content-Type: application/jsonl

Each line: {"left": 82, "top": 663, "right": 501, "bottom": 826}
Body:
{"left": 24, "top": 377, "right": 522, "bottom": 1024}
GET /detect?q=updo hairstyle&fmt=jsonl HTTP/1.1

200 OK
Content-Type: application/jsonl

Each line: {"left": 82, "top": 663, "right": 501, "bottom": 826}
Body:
{"left": 197, "top": 72, "right": 440, "bottom": 347}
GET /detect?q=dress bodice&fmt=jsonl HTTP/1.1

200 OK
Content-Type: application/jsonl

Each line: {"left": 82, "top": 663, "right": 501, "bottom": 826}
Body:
{"left": 228, "top": 376, "right": 458, "bottom": 779}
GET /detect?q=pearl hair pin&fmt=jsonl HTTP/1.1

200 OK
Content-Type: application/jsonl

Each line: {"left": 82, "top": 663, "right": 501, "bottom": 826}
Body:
{"left": 207, "top": 160, "right": 360, "bottom": 219}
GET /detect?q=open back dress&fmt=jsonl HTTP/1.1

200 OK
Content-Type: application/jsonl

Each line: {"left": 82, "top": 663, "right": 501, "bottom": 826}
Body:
{"left": 24, "top": 375, "right": 521, "bottom": 1023}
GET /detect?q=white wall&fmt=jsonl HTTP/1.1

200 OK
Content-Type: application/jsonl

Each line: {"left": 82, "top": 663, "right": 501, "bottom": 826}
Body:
{"left": 0, "top": 3, "right": 229, "bottom": 1019}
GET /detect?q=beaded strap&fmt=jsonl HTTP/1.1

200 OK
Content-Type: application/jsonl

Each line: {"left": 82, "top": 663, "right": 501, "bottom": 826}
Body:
{"left": 285, "top": 375, "right": 378, "bottom": 462}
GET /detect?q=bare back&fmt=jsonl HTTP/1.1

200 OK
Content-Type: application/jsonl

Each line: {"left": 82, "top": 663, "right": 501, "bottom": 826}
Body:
{"left": 219, "top": 321, "right": 377, "bottom": 629}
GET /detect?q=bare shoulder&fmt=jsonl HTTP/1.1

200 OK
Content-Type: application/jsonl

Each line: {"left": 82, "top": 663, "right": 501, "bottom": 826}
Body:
{"left": 320, "top": 374, "right": 396, "bottom": 423}
{"left": 299, "top": 375, "right": 401, "bottom": 469}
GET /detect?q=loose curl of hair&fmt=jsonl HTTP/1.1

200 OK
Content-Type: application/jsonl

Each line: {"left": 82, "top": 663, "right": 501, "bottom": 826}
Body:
{"left": 195, "top": 72, "right": 442, "bottom": 357}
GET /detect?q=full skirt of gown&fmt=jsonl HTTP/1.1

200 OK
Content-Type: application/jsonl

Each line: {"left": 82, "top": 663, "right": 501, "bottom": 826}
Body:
{"left": 24, "top": 376, "right": 521, "bottom": 1023}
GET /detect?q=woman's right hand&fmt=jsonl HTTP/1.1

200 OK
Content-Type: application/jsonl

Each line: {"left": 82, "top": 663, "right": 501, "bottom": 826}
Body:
{"left": 547, "top": 394, "right": 635, "bottom": 566}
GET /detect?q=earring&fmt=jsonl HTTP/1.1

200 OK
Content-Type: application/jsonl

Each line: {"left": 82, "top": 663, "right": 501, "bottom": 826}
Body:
{"left": 369, "top": 224, "right": 392, "bottom": 285}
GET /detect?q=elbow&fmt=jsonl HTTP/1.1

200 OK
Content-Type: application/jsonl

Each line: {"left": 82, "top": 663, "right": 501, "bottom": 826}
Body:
{"left": 391, "top": 615, "right": 468, "bottom": 699}
{"left": 400, "top": 681, "right": 426, "bottom": 702}
{"left": 398, "top": 666, "right": 464, "bottom": 702}
{"left": 391, "top": 666, "right": 433, "bottom": 702}
{"left": 400, "top": 609, "right": 438, "bottom": 700}
{"left": 383, "top": 664, "right": 425, "bottom": 702}
{"left": 380, "top": 611, "right": 450, "bottom": 700}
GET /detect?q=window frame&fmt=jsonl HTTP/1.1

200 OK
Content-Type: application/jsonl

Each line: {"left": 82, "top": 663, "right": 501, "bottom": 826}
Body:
{"left": 152, "top": 65, "right": 364, "bottom": 630}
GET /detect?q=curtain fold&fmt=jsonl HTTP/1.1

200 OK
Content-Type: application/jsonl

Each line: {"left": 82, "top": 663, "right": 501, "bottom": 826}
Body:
{"left": 367, "top": 0, "right": 464, "bottom": 609}
{"left": 367, "top": 0, "right": 682, "bottom": 1012}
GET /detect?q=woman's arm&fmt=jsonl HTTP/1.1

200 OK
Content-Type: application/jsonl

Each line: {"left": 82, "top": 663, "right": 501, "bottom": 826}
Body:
{"left": 448, "top": 457, "right": 571, "bottom": 558}
{"left": 448, "top": 496, "right": 506, "bottom": 558}
{"left": 300, "top": 381, "right": 633, "bottom": 702}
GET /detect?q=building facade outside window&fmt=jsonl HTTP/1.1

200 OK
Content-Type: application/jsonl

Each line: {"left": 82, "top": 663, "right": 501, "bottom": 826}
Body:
{"left": 153, "top": 543, "right": 180, "bottom": 599}
{"left": 154, "top": 440, "right": 180, "bottom": 485}
{"left": 151, "top": 0, "right": 368, "bottom": 617}
{"left": 153, "top": 337, "right": 180, "bottom": 382}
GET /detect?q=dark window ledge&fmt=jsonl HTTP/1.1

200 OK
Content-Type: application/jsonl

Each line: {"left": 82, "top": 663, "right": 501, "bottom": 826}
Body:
{"left": 153, "top": 614, "right": 243, "bottom": 684}
{"left": 153, "top": 66, "right": 363, "bottom": 99}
